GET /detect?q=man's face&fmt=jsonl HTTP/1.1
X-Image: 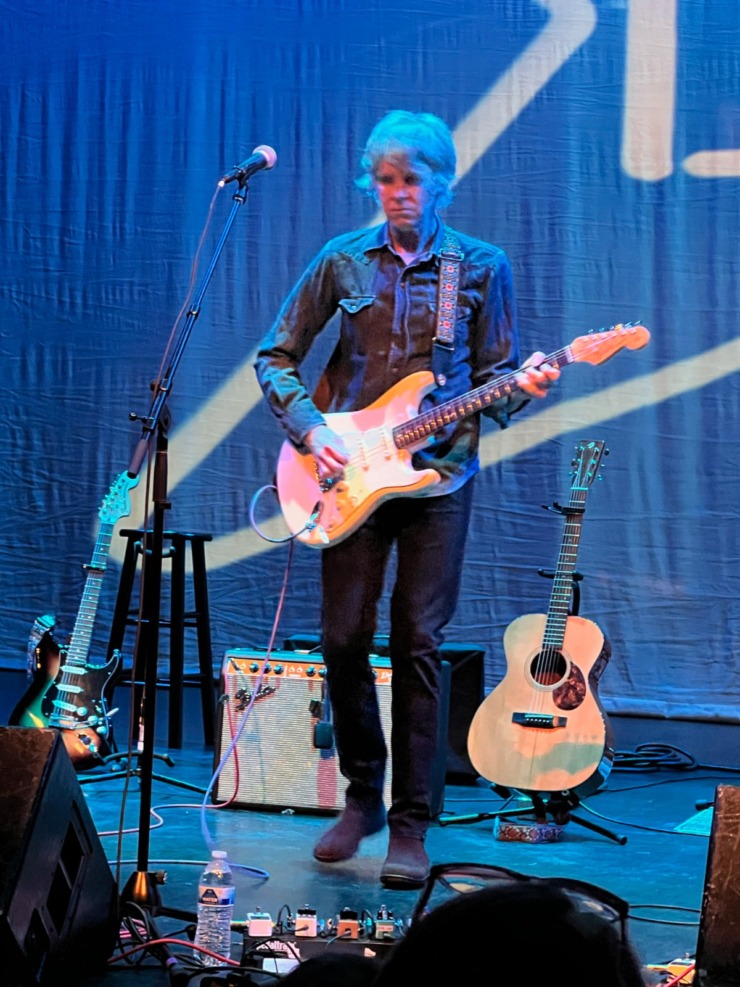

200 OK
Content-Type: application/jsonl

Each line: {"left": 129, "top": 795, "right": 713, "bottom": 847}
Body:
{"left": 373, "top": 155, "right": 437, "bottom": 233}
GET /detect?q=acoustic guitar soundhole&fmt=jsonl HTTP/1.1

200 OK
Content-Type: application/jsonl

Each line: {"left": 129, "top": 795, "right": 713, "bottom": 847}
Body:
{"left": 530, "top": 651, "right": 587, "bottom": 711}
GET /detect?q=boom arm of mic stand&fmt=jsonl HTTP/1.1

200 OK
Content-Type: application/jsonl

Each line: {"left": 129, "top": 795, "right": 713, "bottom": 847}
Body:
{"left": 127, "top": 181, "right": 252, "bottom": 481}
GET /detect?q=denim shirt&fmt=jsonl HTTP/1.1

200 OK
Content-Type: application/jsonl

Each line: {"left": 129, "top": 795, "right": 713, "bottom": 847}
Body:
{"left": 254, "top": 220, "right": 525, "bottom": 494}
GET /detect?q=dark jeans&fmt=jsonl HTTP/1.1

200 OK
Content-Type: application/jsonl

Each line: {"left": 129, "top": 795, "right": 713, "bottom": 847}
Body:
{"left": 321, "top": 479, "right": 475, "bottom": 836}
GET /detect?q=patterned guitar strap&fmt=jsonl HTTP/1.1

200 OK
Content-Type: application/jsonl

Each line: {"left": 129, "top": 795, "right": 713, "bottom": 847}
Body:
{"left": 432, "top": 229, "right": 464, "bottom": 385}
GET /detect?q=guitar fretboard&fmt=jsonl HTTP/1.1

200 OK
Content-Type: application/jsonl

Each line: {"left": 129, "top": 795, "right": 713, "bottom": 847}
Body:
{"left": 542, "top": 496, "right": 586, "bottom": 648}
{"left": 63, "top": 523, "right": 112, "bottom": 668}
{"left": 392, "top": 347, "right": 573, "bottom": 449}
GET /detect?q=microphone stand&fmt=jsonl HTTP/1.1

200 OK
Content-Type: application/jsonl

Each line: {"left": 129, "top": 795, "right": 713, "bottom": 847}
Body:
{"left": 119, "top": 176, "right": 255, "bottom": 927}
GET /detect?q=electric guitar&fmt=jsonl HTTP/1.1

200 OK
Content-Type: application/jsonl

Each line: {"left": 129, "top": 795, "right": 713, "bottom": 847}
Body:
{"left": 275, "top": 323, "right": 649, "bottom": 548}
{"left": 9, "top": 471, "right": 138, "bottom": 769}
{"left": 8, "top": 614, "right": 60, "bottom": 726}
{"left": 466, "top": 439, "right": 613, "bottom": 797}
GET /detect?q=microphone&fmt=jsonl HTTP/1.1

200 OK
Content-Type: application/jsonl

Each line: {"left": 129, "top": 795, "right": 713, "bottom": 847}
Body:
{"left": 219, "top": 145, "right": 277, "bottom": 186}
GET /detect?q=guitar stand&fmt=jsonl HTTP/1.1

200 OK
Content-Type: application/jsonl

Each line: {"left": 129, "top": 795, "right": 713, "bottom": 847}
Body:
{"left": 450, "top": 557, "right": 626, "bottom": 844}
{"left": 439, "top": 788, "right": 627, "bottom": 845}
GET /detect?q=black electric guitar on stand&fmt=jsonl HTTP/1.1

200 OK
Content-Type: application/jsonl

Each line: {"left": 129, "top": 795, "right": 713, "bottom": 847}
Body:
{"left": 9, "top": 471, "right": 138, "bottom": 770}
{"left": 9, "top": 613, "right": 60, "bottom": 725}
{"left": 467, "top": 439, "right": 613, "bottom": 800}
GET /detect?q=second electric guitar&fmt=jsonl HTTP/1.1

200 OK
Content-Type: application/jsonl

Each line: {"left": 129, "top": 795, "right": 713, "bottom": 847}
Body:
{"left": 276, "top": 323, "right": 649, "bottom": 548}
{"left": 9, "top": 471, "right": 138, "bottom": 769}
{"left": 467, "top": 439, "right": 614, "bottom": 797}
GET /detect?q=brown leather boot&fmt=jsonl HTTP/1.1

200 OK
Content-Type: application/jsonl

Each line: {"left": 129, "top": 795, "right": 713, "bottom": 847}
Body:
{"left": 380, "top": 832, "right": 430, "bottom": 889}
{"left": 313, "top": 803, "right": 387, "bottom": 863}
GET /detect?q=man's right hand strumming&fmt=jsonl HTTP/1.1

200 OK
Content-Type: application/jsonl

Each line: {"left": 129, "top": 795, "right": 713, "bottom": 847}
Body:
{"left": 306, "top": 424, "right": 350, "bottom": 483}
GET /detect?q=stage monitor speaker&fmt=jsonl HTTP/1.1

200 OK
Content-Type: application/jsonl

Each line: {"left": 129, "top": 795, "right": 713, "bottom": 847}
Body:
{"left": 214, "top": 649, "right": 449, "bottom": 816}
{"left": 0, "top": 727, "right": 118, "bottom": 987}
{"left": 695, "top": 784, "right": 740, "bottom": 986}
{"left": 282, "top": 633, "right": 485, "bottom": 780}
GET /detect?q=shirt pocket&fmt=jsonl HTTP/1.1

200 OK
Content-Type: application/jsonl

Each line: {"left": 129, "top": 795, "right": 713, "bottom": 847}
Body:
{"left": 338, "top": 295, "right": 375, "bottom": 315}
{"left": 338, "top": 295, "right": 376, "bottom": 355}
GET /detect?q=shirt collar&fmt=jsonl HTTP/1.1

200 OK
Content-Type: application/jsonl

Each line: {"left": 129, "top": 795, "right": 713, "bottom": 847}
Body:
{"left": 363, "top": 218, "right": 447, "bottom": 261}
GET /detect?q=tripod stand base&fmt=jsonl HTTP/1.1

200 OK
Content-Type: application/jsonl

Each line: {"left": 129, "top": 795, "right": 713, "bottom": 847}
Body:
{"left": 120, "top": 869, "right": 198, "bottom": 923}
{"left": 439, "top": 788, "right": 627, "bottom": 845}
{"left": 491, "top": 789, "right": 627, "bottom": 845}
{"left": 121, "top": 869, "right": 165, "bottom": 913}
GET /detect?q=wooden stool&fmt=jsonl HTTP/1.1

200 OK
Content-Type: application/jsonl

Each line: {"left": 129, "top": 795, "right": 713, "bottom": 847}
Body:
{"left": 108, "top": 529, "right": 216, "bottom": 748}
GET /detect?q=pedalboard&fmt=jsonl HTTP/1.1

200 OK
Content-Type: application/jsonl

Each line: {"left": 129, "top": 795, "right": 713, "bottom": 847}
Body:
{"left": 238, "top": 905, "right": 402, "bottom": 974}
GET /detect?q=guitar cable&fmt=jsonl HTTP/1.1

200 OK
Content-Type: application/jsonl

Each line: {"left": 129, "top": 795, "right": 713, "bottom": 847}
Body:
{"left": 248, "top": 483, "right": 324, "bottom": 544}
{"left": 612, "top": 743, "right": 698, "bottom": 773}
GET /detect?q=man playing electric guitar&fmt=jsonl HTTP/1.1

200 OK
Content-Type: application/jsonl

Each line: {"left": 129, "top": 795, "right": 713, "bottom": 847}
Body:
{"left": 254, "top": 110, "right": 559, "bottom": 889}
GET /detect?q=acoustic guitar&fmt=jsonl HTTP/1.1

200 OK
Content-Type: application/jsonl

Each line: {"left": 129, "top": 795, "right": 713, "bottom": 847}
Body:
{"left": 466, "top": 439, "right": 614, "bottom": 797}
{"left": 275, "top": 323, "right": 649, "bottom": 548}
{"left": 9, "top": 471, "right": 138, "bottom": 769}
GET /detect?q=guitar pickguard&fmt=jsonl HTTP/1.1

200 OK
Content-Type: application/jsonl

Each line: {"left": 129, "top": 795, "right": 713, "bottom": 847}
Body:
{"left": 46, "top": 651, "right": 119, "bottom": 766}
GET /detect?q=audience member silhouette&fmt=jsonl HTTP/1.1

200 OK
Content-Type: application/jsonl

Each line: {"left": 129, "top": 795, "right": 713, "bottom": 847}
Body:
{"left": 371, "top": 877, "right": 647, "bottom": 987}
{"left": 277, "top": 950, "right": 381, "bottom": 985}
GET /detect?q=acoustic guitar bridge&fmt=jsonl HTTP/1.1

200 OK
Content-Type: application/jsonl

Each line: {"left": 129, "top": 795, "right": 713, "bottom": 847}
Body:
{"left": 512, "top": 712, "right": 568, "bottom": 729}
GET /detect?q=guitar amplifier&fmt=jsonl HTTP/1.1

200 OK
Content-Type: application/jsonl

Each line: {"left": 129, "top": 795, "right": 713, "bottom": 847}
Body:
{"left": 213, "top": 649, "right": 449, "bottom": 815}
{"left": 283, "top": 633, "right": 485, "bottom": 779}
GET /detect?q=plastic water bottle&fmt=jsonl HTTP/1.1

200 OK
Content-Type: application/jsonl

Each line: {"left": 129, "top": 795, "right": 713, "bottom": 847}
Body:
{"left": 194, "top": 850, "right": 236, "bottom": 965}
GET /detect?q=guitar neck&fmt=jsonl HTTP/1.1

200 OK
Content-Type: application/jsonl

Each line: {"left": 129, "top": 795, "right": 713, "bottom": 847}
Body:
{"left": 392, "top": 346, "right": 574, "bottom": 449}
{"left": 63, "top": 521, "right": 113, "bottom": 667}
{"left": 542, "top": 501, "right": 586, "bottom": 647}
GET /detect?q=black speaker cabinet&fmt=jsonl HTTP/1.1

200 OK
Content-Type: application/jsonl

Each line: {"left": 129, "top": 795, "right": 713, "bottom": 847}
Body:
{"left": 0, "top": 727, "right": 118, "bottom": 987}
{"left": 695, "top": 785, "right": 740, "bottom": 986}
{"left": 283, "top": 634, "right": 485, "bottom": 780}
{"left": 214, "top": 649, "right": 449, "bottom": 816}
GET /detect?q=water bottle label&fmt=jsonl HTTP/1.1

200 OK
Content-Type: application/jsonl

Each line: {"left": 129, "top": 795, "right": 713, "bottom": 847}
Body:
{"left": 198, "top": 884, "right": 236, "bottom": 906}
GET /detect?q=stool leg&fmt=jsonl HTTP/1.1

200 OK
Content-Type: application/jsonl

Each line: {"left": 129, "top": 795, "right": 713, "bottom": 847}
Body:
{"left": 108, "top": 534, "right": 139, "bottom": 665}
{"left": 106, "top": 533, "right": 145, "bottom": 752}
{"left": 190, "top": 538, "right": 215, "bottom": 747}
{"left": 168, "top": 535, "right": 186, "bottom": 749}
{"left": 107, "top": 532, "right": 143, "bottom": 742}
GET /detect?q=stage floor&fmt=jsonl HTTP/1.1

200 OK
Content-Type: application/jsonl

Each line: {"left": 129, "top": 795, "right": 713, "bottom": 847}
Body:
{"left": 2, "top": 670, "right": 737, "bottom": 987}
{"left": 70, "top": 728, "right": 735, "bottom": 986}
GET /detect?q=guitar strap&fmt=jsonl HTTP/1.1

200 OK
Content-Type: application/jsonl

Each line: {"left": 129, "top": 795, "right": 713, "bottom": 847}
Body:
{"left": 432, "top": 229, "right": 464, "bottom": 385}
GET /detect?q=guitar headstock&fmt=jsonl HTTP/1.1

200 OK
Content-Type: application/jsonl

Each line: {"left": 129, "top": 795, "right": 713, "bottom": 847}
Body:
{"left": 571, "top": 439, "right": 608, "bottom": 490}
{"left": 570, "top": 322, "right": 650, "bottom": 365}
{"left": 99, "top": 471, "right": 140, "bottom": 524}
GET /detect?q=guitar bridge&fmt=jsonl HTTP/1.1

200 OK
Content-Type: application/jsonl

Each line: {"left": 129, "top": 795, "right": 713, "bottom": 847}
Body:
{"left": 512, "top": 712, "right": 568, "bottom": 729}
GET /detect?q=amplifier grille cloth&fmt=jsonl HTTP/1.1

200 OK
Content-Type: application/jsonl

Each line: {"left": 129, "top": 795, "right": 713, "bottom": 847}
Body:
{"left": 214, "top": 649, "right": 393, "bottom": 813}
